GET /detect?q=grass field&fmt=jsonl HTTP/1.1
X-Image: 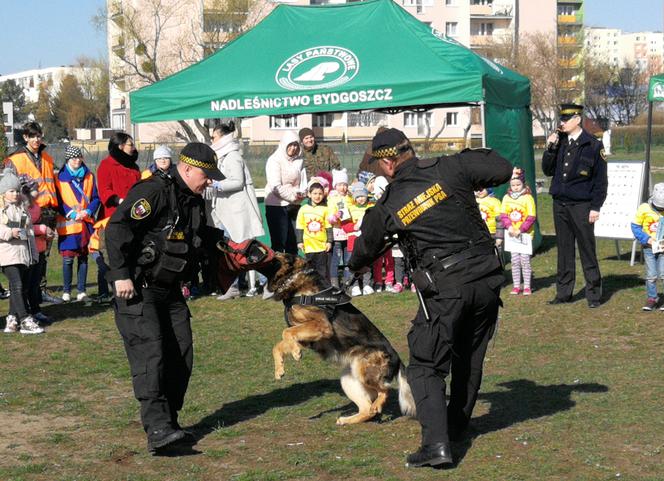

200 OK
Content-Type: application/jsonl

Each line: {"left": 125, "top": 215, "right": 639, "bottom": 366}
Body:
{"left": 0, "top": 161, "right": 663, "bottom": 480}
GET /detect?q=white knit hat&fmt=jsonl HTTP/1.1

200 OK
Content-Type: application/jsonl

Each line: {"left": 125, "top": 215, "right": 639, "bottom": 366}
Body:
{"left": 332, "top": 168, "right": 349, "bottom": 188}
{"left": 651, "top": 183, "right": 664, "bottom": 209}
{"left": 153, "top": 144, "right": 172, "bottom": 160}
{"left": 373, "top": 176, "right": 389, "bottom": 197}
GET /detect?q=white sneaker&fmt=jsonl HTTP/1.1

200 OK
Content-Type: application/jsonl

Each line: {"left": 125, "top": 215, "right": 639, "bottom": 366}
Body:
{"left": 245, "top": 288, "right": 258, "bottom": 298}
{"left": 62, "top": 292, "right": 71, "bottom": 302}
{"left": 362, "top": 285, "right": 375, "bottom": 295}
{"left": 4, "top": 315, "right": 18, "bottom": 333}
{"left": 216, "top": 286, "right": 241, "bottom": 301}
{"left": 384, "top": 283, "right": 396, "bottom": 293}
{"left": 76, "top": 292, "right": 87, "bottom": 302}
{"left": 351, "top": 285, "right": 362, "bottom": 297}
{"left": 19, "top": 316, "right": 44, "bottom": 334}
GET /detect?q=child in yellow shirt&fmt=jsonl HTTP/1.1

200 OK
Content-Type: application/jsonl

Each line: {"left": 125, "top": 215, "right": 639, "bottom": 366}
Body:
{"left": 631, "top": 183, "right": 664, "bottom": 310}
{"left": 296, "top": 180, "right": 332, "bottom": 278}
{"left": 500, "top": 167, "right": 536, "bottom": 295}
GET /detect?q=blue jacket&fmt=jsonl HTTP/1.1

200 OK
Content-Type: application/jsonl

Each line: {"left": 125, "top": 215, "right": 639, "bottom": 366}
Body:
{"left": 56, "top": 164, "right": 100, "bottom": 252}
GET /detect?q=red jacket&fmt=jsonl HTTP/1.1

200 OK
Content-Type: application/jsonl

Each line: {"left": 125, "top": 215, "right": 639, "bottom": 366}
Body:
{"left": 96, "top": 154, "right": 141, "bottom": 219}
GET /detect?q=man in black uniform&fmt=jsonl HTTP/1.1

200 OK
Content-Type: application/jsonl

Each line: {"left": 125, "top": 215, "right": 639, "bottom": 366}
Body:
{"left": 542, "top": 104, "right": 608, "bottom": 308}
{"left": 106, "top": 142, "right": 224, "bottom": 454}
{"left": 348, "top": 129, "right": 512, "bottom": 468}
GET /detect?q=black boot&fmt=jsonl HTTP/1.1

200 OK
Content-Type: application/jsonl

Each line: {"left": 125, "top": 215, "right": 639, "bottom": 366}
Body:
{"left": 147, "top": 427, "right": 185, "bottom": 454}
{"left": 406, "top": 442, "right": 453, "bottom": 468}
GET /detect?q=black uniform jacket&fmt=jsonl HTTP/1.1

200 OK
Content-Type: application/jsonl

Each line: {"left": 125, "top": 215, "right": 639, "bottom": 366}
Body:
{"left": 105, "top": 168, "right": 216, "bottom": 284}
{"left": 542, "top": 129, "right": 608, "bottom": 211}
{"left": 348, "top": 149, "right": 512, "bottom": 290}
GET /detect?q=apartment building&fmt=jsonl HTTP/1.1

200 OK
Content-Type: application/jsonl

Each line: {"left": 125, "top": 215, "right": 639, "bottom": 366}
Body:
{"left": 0, "top": 66, "right": 94, "bottom": 104}
{"left": 585, "top": 27, "right": 663, "bottom": 73}
{"left": 107, "top": 0, "right": 575, "bottom": 144}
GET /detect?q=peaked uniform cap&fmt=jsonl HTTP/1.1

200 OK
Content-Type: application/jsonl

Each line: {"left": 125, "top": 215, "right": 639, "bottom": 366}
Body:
{"left": 179, "top": 142, "right": 224, "bottom": 181}
{"left": 559, "top": 103, "right": 584, "bottom": 121}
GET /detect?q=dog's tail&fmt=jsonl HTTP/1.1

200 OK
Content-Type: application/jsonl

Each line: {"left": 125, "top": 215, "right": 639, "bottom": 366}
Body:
{"left": 397, "top": 363, "right": 417, "bottom": 417}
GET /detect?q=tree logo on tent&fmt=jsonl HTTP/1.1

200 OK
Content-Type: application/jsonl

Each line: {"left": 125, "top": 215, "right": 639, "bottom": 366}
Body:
{"left": 653, "top": 81, "right": 664, "bottom": 100}
{"left": 276, "top": 46, "right": 360, "bottom": 91}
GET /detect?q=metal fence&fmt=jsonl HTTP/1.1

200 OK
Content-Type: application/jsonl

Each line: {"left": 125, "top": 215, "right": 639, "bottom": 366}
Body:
{"left": 47, "top": 141, "right": 457, "bottom": 188}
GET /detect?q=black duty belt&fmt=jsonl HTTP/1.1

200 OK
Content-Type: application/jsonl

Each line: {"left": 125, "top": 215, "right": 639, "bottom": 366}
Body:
{"left": 289, "top": 286, "right": 352, "bottom": 308}
{"left": 430, "top": 245, "right": 496, "bottom": 272}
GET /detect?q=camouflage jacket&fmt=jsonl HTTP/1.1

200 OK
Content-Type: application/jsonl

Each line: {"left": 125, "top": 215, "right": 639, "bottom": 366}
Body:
{"left": 302, "top": 144, "right": 340, "bottom": 177}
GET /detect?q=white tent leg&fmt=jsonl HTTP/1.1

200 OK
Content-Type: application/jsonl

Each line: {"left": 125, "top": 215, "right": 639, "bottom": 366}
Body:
{"left": 480, "top": 102, "right": 486, "bottom": 148}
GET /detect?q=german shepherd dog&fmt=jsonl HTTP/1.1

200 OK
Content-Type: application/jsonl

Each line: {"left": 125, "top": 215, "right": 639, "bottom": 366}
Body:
{"left": 259, "top": 253, "right": 416, "bottom": 425}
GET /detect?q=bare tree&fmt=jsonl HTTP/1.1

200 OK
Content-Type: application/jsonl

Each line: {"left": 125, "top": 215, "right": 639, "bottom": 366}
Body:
{"left": 584, "top": 57, "right": 649, "bottom": 126}
{"left": 481, "top": 31, "right": 580, "bottom": 139}
{"left": 100, "top": 0, "right": 272, "bottom": 142}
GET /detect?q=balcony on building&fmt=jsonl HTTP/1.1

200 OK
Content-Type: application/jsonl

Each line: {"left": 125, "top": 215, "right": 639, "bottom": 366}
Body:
{"left": 558, "top": 33, "right": 581, "bottom": 46}
{"left": 112, "top": 38, "right": 126, "bottom": 59}
{"left": 109, "top": 1, "right": 124, "bottom": 26}
{"left": 470, "top": 1, "right": 513, "bottom": 20}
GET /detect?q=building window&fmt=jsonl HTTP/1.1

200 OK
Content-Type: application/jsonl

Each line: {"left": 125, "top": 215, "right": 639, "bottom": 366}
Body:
{"left": 445, "top": 0, "right": 457, "bottom": 5}
{"left": 445, "top": 22, "right": 458, "bottom": 37}
{"left": 404, "top": 111, "right": 433, "bottom": 136}
{"left": 558, "top": 5, "right": 575, "bottom": 15}
{"left": 446, "top": 112, "right": 458, "bottom": 126}
{"left": 313, "top": 113, "right": 334, "bottom": 128}
{"left": 112, "top": 113, "right": 126, "bottom": 131}
{"left": 270, "top": 115, "right": 299, "bottom": 129}
{"left": 471, "top": 0, "right": 492, "bottom": 5}
{"left": 347, "top": 111, "right": 387, "bottom": 127}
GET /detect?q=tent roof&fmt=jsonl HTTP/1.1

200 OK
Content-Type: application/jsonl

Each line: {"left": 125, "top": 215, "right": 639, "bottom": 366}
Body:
{"left": 129, "top": 0, "right": 530, "bottom": 123}
{"left": 649, "top": 73, "right": 664, "bottom": 102}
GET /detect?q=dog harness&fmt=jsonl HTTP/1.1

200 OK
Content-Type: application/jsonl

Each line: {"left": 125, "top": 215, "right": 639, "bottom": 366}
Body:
{"left": 288, "top": 286, "right": 352, "bottom": 309}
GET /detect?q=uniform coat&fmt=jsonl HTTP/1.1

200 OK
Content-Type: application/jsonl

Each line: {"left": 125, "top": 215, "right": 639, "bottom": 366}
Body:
{"left": 349, "top": 148, "right": 512, "bottom": 447}
{"left": 542, "top": 129, "right": 607, "bottom": 303}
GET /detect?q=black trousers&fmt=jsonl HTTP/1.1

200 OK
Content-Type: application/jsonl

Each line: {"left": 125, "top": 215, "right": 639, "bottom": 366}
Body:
{"left": 407, "top": 276, "right": 501, "bottom": 445}
{"left": 2, "top": 264, "right": 30, "bottom": 320}
{"left": 114, "top": 284, "right": 193, "bottom": 434}
{"left": 552, "top": 200, "right": 602, "bottom": 302}
{"left": 265, "top": 205, "right": 298, "bottom": 255}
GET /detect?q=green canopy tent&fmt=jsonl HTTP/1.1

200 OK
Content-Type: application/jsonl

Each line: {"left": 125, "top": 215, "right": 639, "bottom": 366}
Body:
{"left": 645, "top": 73, "right": 664, "bottom": 200}
{"left": 130, "top": 0, "right": 537, "bottom": 239}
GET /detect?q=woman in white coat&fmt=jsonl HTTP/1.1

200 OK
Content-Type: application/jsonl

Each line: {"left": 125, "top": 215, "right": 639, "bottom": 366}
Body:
{"left": 264, "top": 130, "right": 307, "bottom": 255}
{"left": 210, "top": 121, "right": 264, "bottom": 299}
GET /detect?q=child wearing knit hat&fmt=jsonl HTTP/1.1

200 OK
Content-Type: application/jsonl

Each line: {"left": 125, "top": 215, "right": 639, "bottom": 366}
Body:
{"left": 327, "top": 168, "right": 353, "bottom": 288}
{"left": 500, "top": 166, "right": 536, "bottom": 296}
{"left": 342, "top": 183, "right": 375, "bottom": 296}
{"left": 631, "top": 182, "right": 664, "bottom": 311}
{"left": 0, "top": 172, "right": 43, "bottom": 334}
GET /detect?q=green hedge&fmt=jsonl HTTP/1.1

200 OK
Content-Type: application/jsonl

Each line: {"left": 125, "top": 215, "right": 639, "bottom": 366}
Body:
{"left": 612, "top": 125, "right": 664, "bottom": 152}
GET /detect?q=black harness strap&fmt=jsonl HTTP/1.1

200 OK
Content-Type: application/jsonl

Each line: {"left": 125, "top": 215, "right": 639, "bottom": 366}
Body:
{"left": 288, "top": 287, "right": 352, "bottom": 308}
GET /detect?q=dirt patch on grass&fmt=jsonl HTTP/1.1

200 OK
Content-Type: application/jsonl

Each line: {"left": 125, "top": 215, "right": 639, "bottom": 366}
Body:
{"left": 0, "top": 411, "right": 83, "bottom": 460}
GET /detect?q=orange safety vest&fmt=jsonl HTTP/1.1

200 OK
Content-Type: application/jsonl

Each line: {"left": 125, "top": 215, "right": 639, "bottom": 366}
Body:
{"left": 55, "top": 173, "right": 95, "bottom": 236}
{"left": 89, "top": 217, "right": 109, "bottom": 253}
{"left": 5, "top": 150, "right": 58, "bottom": 208}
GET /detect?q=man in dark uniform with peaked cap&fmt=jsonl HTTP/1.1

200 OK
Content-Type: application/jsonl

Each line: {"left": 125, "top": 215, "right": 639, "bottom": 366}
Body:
{"left": 348, "top": 128, "right": 512, "bottom": 468}
{"left": 106, "top": 142, "right": 224, "bottom": 454}
{"left": 542, "top": 104, "right": 608, "bottom": 308}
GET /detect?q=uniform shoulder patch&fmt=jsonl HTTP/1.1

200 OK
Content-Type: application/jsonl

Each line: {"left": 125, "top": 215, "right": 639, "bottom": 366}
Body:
{"left": 130, "top": 199, "right": 152, "bottom": 220}
{"left": 600, "top": 148, "right": 607, "bottom": 161}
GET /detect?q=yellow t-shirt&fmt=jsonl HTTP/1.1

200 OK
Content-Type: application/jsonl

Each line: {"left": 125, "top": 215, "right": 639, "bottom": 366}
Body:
{"left": 633, "top": 202, "right": 662, "bottom": 241}
{"left": 296, "top": 203, "right": 331, "bottom": 253}
{"left": 476, "top": 195, "right": 502, "bottom": 234}
{"left": 501, "top": 193, "right": 536, "bottom": 236}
